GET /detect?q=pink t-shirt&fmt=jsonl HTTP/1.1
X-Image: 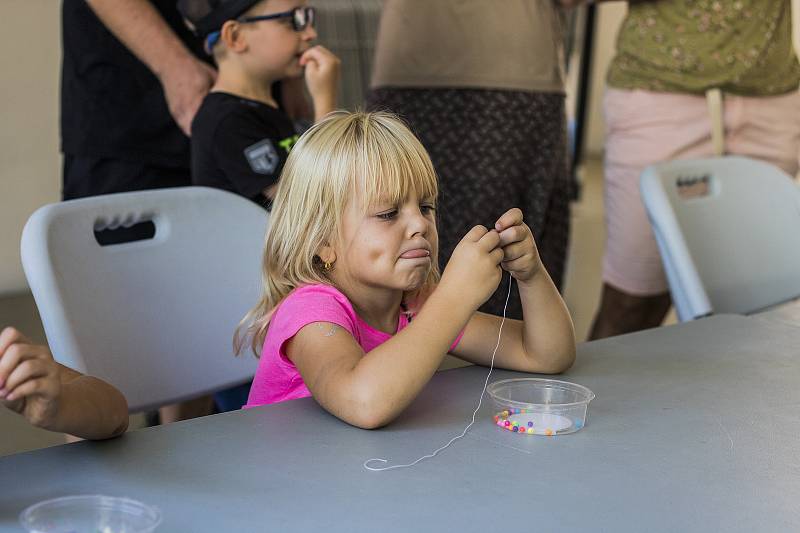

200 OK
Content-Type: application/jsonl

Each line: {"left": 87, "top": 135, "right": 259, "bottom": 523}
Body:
{"left": 245, "top": 284, "right": 463, "bottom": 408}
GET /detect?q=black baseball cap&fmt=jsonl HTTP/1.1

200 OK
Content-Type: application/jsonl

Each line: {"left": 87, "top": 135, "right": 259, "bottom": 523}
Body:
{"left": 176, "top": 0, "right": 263, "bottom": 39}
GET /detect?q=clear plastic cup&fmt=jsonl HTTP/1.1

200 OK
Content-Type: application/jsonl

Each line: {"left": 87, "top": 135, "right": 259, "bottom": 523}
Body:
{"left": 19, "top": 495, "right": 161, "bottom": 533}
{"left": 487, "top": 378, "right": 595, "bottom": 436}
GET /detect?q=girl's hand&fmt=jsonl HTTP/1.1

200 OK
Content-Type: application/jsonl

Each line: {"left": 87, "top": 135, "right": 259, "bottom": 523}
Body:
{"left": 439, "top": 225, "right": 505, "bottom": 310}
{"left": 0, "top": 327, "right": 62, "bottom": 429}
{"left": 300, "top": 45, "right": 340, "bottom": 119}
{"left": 495, "top": 208, "right": 542, "bottom": 284}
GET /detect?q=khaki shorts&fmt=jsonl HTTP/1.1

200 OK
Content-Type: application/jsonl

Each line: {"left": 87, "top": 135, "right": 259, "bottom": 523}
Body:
{"left": 602, "top": 87, "right": 800, "bottom": 296}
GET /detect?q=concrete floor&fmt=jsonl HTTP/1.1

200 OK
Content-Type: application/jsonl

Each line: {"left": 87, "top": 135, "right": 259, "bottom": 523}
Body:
{"left": 1, "top": 158, "right": 667, "bottom": 457}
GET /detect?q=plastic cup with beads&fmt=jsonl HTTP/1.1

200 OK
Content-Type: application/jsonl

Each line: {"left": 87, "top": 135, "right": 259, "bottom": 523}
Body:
{"left": 488, "top": 378, "right": 595, "bottom": 436}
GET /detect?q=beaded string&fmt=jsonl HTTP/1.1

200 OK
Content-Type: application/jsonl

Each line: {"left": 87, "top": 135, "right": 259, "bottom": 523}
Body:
{"left": 363, "top": 273, "right": 513, "bottom": 472}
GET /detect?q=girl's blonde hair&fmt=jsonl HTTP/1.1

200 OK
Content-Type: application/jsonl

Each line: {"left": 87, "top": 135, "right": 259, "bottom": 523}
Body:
{"left": 234, "top": 110, "right": 440, "bottom": 356}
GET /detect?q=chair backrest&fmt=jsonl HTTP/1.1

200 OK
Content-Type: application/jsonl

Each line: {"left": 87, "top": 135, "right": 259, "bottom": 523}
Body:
{"left": 640, "top": 156, "right": 800, "bottom": 321}
{"left": 21, "top": 187, "right": 266, "bottom": 412}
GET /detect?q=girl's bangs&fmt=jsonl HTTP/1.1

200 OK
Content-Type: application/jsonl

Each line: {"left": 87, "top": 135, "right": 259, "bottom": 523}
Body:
{"left": 355, "top": 121, "right": 438, "bottom": 209}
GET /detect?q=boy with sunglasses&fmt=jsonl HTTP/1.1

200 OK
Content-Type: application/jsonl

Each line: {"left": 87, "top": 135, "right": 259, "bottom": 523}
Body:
{"left": 178, "top": 0, "right": 339, "bottom": 207}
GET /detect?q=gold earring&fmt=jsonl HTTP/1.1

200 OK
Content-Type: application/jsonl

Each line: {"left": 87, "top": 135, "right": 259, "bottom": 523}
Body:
{"left": 324, "top": 261, "right": 332, "bottom": 271}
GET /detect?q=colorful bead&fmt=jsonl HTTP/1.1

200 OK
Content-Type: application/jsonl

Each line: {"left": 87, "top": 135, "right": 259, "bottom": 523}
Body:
{"left": 527, "top": 428, "right": 534, "bottom": 434}
{"left": 527, "top": 421, "right": 533, "bottom": 428}
{"left": 545, "top": 429, "right": 554, "bottom": 436}
{"left": 504, "top": 420, "right": 510, "bottom": 427}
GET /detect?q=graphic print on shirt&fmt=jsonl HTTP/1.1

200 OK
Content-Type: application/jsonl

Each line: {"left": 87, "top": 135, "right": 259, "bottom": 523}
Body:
{"left": 244, "top": 139, "right": 280, "bottom": 175}
{"left": 244, "top": 134, "right": 300, "bottom": 175}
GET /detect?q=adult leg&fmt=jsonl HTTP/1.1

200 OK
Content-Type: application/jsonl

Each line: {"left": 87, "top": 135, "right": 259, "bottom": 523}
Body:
{"left": 588, "top": 285, "right": 672, "bottom": 339}
{"left": 159, "top": 396, "right": 216, "bottom": 424}
{"left": 592, "top": 90, "right": 800, "bottom": 340}
{"left": 589, "top": 89, "right": 715, "bottom": 340}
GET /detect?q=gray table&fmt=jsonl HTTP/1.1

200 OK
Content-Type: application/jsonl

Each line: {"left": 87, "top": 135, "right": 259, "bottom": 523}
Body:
{"left": 753, "top": 297, "right": 800, "bottom": 330}
{"left": 2, "top": 314, "right": 800, "bottom": 532}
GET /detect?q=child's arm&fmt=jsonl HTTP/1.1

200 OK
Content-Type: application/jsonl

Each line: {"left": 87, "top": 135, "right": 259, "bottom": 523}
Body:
{"left": 287, "top": 226, "right": 504, "bottom": 429}
{"left": 0, "top": 327, "right": 129, "bottom": 440}
{"left": 452, "top": 208, "right": 576, "bottom": 374}
{"left": 300, "top": 46, "right": 340, "bottom": 121}
{"left": 280, "top": 77, "right": 314, "bottom": 123}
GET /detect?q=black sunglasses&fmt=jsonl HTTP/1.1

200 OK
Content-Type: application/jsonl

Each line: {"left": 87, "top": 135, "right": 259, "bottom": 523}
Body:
{"left": 238, "top": 6, "right": 316, "bottom": 32}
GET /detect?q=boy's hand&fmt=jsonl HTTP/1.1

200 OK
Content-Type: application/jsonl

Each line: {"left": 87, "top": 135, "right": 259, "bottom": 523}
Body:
{"left": 439, "top": 225, "right": 505, "bottom": 310}
{"left": 300, "top": 45, "right": 340, "bottom": 120}
{"left": 495, "top": 208, "right": 542, "bottom": 284}
{"left": 0, "top": 327, "right": 62, "bottom": 429}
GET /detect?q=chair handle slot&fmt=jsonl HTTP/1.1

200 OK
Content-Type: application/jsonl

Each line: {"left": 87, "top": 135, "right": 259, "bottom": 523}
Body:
{"left": 93, "top": 213, "right": 156, "bottom": 246}
{"left": 676, "top": 172, "right": 713, "bottom": 200}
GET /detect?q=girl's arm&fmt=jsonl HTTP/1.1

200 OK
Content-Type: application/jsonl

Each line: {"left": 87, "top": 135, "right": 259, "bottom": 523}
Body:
{"left": 287, "top": 226, "right": 505, "bottom": 429}
{"left": 0, "top": 327, "right": 129, "bottom": 440}
{"left": 452, "top": 209, "right": 576, "bottom": 374}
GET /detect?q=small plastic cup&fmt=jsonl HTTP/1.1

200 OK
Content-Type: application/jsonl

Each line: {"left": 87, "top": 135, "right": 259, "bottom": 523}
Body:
{"left": 488, "top": 378, "right": 595, "bottom": 436}
{"left": 19, "top": 494, "right": 161, "bottom": 533}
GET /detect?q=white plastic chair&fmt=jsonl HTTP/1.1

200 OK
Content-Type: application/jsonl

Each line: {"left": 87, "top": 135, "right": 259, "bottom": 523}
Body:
{"left": 20, "top": 187, "right": 266, "bottom": 412}
{"left": 640, "top": 156, "right": 800, "bottom": 322}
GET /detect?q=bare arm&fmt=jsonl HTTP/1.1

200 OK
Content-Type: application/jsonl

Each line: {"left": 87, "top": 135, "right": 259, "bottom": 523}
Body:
{"left": 280, "top": 77, "right": 314, "bottom": 122}
{"left": 0, "top": 328, "right": 129, "bottom": 440}
{"left": 452, "top": 209, "right": 576, "bottom": 374}
{"left": 48, "top": 364, "right": 129, "bottom": 439}
{"left": 453, "top": 272, "right": 576, "bottom": 374}
{"left": 300, "top": 46, "right": 340, "bottom": 121}
{"left": 288, "top": 226, "right": 504, "bottom": 429}
{"left": 85, "top": 0, "right": 216, "bottom": 135}
{"left": 288, "top": 289, "right": 471, "bottom": 429}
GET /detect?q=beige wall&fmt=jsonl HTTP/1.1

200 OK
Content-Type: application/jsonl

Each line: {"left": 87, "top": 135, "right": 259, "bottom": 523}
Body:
{"left": 0, "top": 1, "right": 61, "bottom": 296}
{"left": 585, "top": 3, "right": 627, "bottom": 155}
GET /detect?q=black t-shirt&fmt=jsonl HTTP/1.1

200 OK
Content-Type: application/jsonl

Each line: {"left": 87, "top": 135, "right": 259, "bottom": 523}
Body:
{"left": 61, "top": 0, "right": 207, "bottom": 168}
{"left": 190, "top": 92, "right": 299, "bottom": 207}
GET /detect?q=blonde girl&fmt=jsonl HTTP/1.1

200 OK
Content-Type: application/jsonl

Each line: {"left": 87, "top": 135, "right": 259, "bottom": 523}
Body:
{"left": 237, "top": 111, "right": 575, "bottom": 428}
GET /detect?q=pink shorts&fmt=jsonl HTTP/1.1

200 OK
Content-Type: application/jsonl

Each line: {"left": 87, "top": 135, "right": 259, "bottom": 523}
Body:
{"left": 602, "top": 87, "right": 800, "bottom": 296}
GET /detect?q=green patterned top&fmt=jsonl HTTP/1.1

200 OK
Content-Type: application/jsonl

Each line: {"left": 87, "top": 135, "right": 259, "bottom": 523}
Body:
{"left": 607, "top": 0, "right": 800, "bottom": 96}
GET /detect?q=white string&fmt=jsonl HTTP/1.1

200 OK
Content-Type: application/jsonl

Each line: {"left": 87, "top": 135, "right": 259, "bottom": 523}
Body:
{"left": 364, "top": 274, "right": 514, "bottom": 471}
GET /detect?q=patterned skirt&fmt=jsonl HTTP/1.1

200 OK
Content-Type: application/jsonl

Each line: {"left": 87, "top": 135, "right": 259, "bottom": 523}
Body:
{"left": 367, "top": 88, "right": 571, "bottom": 319}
